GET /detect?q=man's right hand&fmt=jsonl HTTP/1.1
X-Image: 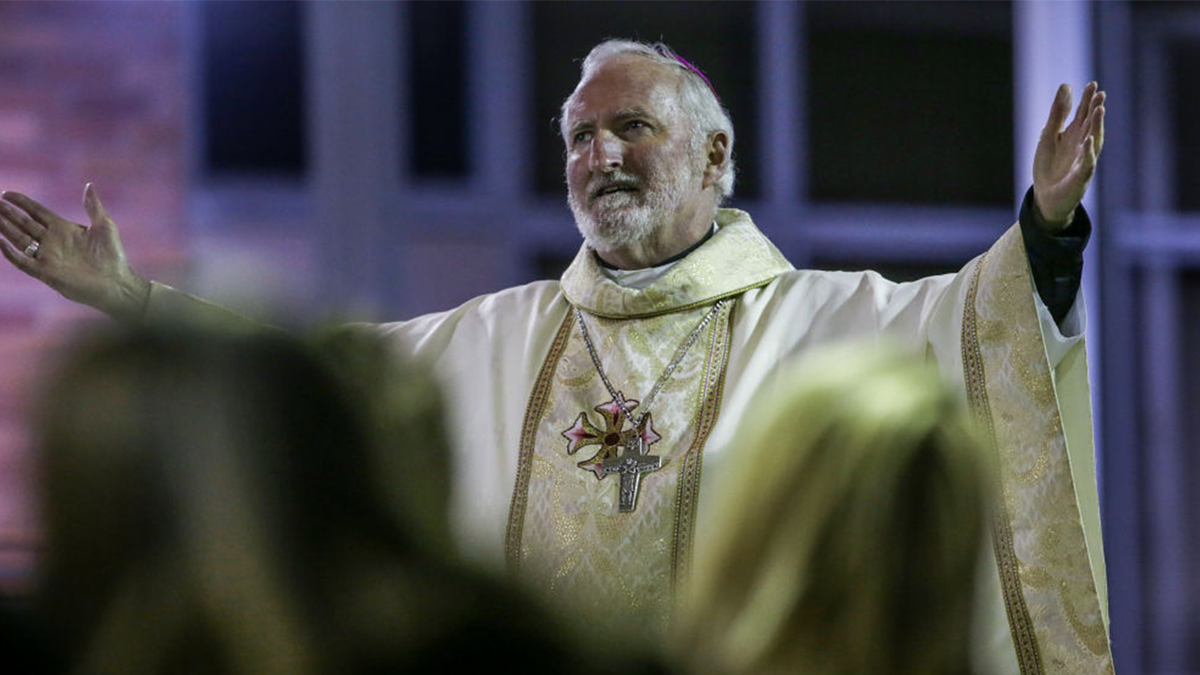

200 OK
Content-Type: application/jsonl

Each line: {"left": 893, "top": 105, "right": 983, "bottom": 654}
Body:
{"left": 0, "top": 183, "right": 150, "bottom": 322}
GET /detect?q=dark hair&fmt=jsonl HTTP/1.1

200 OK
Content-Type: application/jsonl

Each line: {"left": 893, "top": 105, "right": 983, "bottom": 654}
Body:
{"left": 36, "top": 324, "right": 680, "bottom": 675}
{"left": 35, "top": 325, "right": 429, "bottom": 674}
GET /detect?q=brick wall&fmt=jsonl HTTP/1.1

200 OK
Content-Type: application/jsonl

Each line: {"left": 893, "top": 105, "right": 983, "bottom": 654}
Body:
{"left": 0, "top": 1, "right": 188, "bottom": 590}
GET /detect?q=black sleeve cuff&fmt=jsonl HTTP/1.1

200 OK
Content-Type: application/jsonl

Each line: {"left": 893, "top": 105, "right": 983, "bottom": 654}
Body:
{"left": 1018, "top": 186, "right": 1090, "bottom": 326}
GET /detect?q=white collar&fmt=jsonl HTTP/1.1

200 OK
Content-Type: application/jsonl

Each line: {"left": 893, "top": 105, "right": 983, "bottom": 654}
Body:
{"left": 600, "top": 222, "right": 719, "bottom": 290}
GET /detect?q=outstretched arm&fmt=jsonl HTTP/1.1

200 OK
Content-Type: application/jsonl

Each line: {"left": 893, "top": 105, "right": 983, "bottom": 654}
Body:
{"left": 1032, "top": 81, "right": 1106, "bottom": 230}
{"left": 1018, "top": 82, "right": 1105, "bottom": 329}
{"left": 0, "top": 184, "right": 151, "bottom": 322}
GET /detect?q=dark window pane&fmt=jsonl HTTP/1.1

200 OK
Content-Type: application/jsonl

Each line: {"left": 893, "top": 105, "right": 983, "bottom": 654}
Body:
{"left": 809, "top": 257, "right": 961, "bottom": 283}
{"left": 531, "top": 249, "right": 576, "bottom": 281}
{"left": 1171, "top": 42, "right": 1200, "bottom": 212}
{"left": 532, "top": 1, "right": 759, "bottom": 200}
{"left": 201, "top": 1, "right": 306, "bottom": 177}
{"left": 408, "top": 1, "right": 468, "bottom": 178}
{"left": 806, "top": 1, "right": 1013, "bottom": 206}
{"left": 1177, "top": 269, "right": 1200, "bottom": 663}
{"left": 1127, "top": 263, "right": 1147, "bottom": 455}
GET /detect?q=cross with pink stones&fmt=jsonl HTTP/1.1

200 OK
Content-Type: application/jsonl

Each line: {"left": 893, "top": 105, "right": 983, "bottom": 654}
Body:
{"left": 561, "top": 393, "right": 662, "bottom": 484}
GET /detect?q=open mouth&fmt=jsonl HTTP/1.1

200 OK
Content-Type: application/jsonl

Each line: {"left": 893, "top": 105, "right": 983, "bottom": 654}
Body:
{"left": 592, "top": 183, "right": 639, "bottom": 201}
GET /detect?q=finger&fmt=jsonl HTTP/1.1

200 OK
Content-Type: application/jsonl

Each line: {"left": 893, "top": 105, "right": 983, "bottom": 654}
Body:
{"left": 1069, "top": 81, "right": 1098, "bottom": 132}
{"left": 0, "top": 239, "right": 40, "bottom": 278}
{"left": 0, "top": 212, "right": 36, "bottom": 252}
{"left": 1082, "top": 90, "right": 1104, "bottom": 130}
{"left": 1077, "top": 135, "right": 1097, "bottom": 182}
{"left": 1090, "top": 104, "right": 1105, "bottom": 157}
{"left": 0, "top": 200, "right": 46, "bottom": 241}
{"left": 0, "top": 212, "right": 37, "bottom": 251}
{"left": 1, "top": 191, "right": 74, "bottom": 231}
{"left": 83, "top": 182, "right": 112, "bottom": 229}
{"left": 1042, "top": 83, "right": 1072, "bottom": 138}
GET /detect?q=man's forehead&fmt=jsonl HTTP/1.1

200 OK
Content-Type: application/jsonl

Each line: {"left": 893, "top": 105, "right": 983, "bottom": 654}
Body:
{"left": 564, "top": 56, "right": 682, "bottom": 124}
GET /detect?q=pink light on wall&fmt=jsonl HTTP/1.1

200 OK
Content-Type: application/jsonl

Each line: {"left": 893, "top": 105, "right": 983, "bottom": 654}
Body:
{"left": 0, "top": 0, "right": 190, "bottom": 590}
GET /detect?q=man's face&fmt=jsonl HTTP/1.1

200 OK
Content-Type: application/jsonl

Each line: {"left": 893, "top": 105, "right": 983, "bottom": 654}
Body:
{"left": 563, "top": 56, "right": 706, "bottom": 253}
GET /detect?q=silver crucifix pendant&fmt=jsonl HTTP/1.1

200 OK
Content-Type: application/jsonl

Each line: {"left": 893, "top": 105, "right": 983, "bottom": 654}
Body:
{"left": 601, "top": 435, "right": 662, "bottom": 512}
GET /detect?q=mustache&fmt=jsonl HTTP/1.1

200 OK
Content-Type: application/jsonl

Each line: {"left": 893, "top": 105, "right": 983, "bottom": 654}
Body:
{"left": 588, "top": 172, "right": 643, "bottom": 201}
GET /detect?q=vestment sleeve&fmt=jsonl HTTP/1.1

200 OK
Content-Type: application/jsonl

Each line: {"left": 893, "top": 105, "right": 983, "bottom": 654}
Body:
{"left": 1036, "top": 285, "right": 1085, "bottom": 369}
{"left": 956, "top": 223, "right": 1111, "bottom": 675}
{"left": 142, "top": 281, "right": 266, "bottom": 332}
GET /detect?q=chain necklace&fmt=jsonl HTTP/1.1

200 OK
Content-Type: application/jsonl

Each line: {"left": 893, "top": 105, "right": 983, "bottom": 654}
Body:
{"left": 574, "top": 299, "right": 725, "bottom": 444}
{"left": 565, "top": 300, "right": 725, "bottom": 512}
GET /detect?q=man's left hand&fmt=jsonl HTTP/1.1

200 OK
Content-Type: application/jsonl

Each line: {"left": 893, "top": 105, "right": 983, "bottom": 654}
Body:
{"left": 1032, "top": 82, "right": 1106, "bottom": 232}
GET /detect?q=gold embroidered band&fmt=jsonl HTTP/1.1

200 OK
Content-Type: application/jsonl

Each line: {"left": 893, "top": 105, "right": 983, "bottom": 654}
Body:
{"left": 505, "top": 311, "right": 576, "bottom": 573}
{"left": 962, "top": 251, "right": 1045, "bottom": 675}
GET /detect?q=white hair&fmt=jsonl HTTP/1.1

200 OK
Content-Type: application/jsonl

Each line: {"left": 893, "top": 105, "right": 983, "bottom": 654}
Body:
{"left": 561, "top": 39, "right": 737, "bottom": 201}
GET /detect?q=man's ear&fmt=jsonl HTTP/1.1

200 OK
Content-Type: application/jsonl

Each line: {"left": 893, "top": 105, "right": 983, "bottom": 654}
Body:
{"left": 702, "top": 131, "right": 730, "bottom": 190}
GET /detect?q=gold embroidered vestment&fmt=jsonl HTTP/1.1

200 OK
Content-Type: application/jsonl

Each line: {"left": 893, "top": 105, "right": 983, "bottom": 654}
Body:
{"left": 143, "top": 208, "right": 1113, "bottom": 674}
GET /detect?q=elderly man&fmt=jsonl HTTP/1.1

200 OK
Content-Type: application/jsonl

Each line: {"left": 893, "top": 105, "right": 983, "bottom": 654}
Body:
{"left": 0, "top": 40, "right": 1108, "bottom": 674}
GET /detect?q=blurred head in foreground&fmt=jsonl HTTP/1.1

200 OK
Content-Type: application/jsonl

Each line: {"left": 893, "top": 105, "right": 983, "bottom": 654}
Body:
{"left": 34, "top": 324, "right": 673, "bottom": 675}
{"left": 33, "top": 324, "right": 458, "bottom": 674}
{"left": 678, "top": 343, "right": 991, "bottom": 675}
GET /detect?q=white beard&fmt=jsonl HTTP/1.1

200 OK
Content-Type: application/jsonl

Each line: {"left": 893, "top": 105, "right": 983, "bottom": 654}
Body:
{"left": 568, "top": 159, "right": 699, "bottom": 254}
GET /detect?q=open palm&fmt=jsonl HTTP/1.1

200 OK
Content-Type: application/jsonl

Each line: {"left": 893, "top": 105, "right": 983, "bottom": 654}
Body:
{"left": 0, "top": 184, "right": 148, "bottom": 320}
{"left": 1032, "top": 82, "right": 1106, "bottom": 230}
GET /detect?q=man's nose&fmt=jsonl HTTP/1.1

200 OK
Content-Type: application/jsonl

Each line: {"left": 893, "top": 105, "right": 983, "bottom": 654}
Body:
{"left": 589, "top": 132, "right": 623, "bottom": 172}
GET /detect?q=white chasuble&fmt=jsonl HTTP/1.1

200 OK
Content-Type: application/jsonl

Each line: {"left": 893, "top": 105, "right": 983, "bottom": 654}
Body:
{"left": 142, "top": 208, "right": 1112, "bottom": 674}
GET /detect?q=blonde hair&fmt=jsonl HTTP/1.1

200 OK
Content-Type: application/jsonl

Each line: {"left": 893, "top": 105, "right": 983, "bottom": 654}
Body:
{"left": 679, "top": 342, "right": 991, "bottom": 675}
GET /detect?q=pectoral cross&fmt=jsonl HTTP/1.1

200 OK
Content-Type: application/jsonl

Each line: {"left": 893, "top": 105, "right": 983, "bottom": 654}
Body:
{"left": 601, "top": 436, "right": 662, "bottom": 512}
{"left": 562, "top": 393, "right": 664, "bottom": 512}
